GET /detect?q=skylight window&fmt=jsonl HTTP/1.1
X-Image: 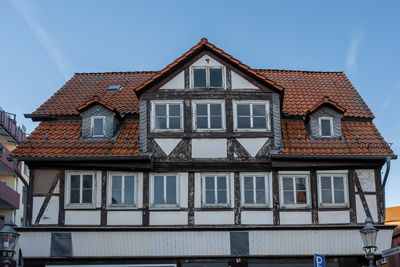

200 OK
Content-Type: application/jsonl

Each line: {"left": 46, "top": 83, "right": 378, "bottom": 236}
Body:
{"left": 106, "top": 85, "right": 123, "bottom": 92}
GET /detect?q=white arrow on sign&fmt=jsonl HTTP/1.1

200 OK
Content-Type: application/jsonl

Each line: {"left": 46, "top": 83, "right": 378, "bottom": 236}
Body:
{"left": 382, "top": 246, "right": 400, "bottom": 257}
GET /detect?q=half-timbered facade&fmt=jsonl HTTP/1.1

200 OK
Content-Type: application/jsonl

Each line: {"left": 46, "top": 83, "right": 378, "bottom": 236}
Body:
{"left": 10, "top": 38, "right": 396, "bottom": 267}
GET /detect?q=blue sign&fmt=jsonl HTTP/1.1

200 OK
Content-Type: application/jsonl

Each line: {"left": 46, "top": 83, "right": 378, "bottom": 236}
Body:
{"left": 314, "top": 254, "right": 325, "bottom": 267}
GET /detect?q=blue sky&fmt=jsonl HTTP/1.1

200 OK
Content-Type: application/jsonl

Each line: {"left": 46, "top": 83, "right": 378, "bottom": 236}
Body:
{"left": 1, "top": 0, "right": 399, "bottom": 206}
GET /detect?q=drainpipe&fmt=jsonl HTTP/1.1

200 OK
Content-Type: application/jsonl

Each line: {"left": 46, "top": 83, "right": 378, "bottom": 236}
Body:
{"left": 381, "top": 156, "right": 391, "bottom": 221}
{"left": 12, "top": 158, "right": 28, "bottom": 227}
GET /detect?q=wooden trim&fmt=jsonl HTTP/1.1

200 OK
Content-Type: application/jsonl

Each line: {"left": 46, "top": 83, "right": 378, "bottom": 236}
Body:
{"left": 232, "top": 138, "right": 252, "bottom": 158}
{"left": 142, "top": 172, "right": 149, "bottom": 226}
{"left": 58, "top": 171, "right": 65, "bottom": 226}
{"left": 149, "top": 139, "right": 168, "bottom": 157}
{"left": 234, "top": 172, "right": 241, "bottom": 225}
{"left": 168, "top": 138, "right": 191, "bottom": 160}
{"left": 353, "top": 169, "right": 372, "bottom": 219}
{"left": 226, "top": 68, "right": 232, "bottom": 89}
{"left": 348, "top": 169, "right": 357, "bottom": 223}
{"left": 355, "top": 191, "right": 377, "bottom": 195}
{"left": 100, "top": 170, "right": 107, "bottom": 226}
{"left": 148, "top": 131, "right": 274, "bottom": 139}
{"left": 26, "top": 170, "right": 35, "bottom": 226}
{"left": 183, "top": 99, "right": 192, "bottom": 133}
{"left": 34, "top": 173, "right": 61, "bottom": 224}
{"left": 141, "top": 91, "right": 274, "bottom": 100}
{"left": 272, "top": 170, "right": 280, "bottom": 225}
{"left": 188, "top": 172, "right": 195, "bottom": 226}
{"left": 184, "top": 68, "right": 189, "bottom": 89}
{"left": 255, "top": 138, "right": 272, "bottom": 158}
{"left": 374, "top": 168, "right": 385, "bottom": 223}
{"left": 310, "top": 169, "right": 319, "bottom": 224}
{"left": 226, "top": 98, "right": 233, "bottom": 133}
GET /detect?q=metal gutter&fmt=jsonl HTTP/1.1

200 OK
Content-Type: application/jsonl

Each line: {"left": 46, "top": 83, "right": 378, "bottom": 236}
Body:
{"left": 9, "top": 154, "right": 152, "bottom": 162}
{"left": 271, "top": 154, "right": 397, "bottom": 160}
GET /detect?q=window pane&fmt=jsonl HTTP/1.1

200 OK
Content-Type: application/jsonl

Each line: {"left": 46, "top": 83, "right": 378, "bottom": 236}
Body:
{"left": 169, "top": 117, "right": 180, "bottom": 129}
{"left": 237, "top": 117, "right": 250, "bottom": 128}
{"left": 210, "top": 116, "right": 222, "bottom": 128}
{"left": 112, "top": 189, "right": 121, "bottom": 204}
{"left": 244, "top": 177, "right": 253, "bottom": 190}
{"left": 322, "top": 190, "right": 332, "bottom": 203}
{"left": 112, "top": 176, "right": 122, "bottom": 189}
{"left": 196, "top": 104, "right": 208, "bottom": 115}
{"left": 256, "top": 177, "right": 265, "bottom": 189}
{"left": 194, "top": 68, "right": 206, "bottom": 87}
{"left": 253, "top": 117, "right": 266, "bottom": 129}
{"left": 206, "top": 190, "right": 215, "bottom": 203}
{"left": 166, "top": 188, "right": 176, "bottom": 204}
{"left": 321, "top": 177, "right": 331, "bottom": 190}
{"left": 93, "top": 118, "right": 104, "bottom": 136}
{"left": 237, "top": 104, "right": 250, "bottom": 116}
{"left": 166, "top": 176, "right": 176, "bottom": 189}
{"left": 245, "top": 191, "right": 254, "bottom": 203}
{"left": 217, "top": 190, "right": 227, "bottom": 204}
{"left": 321, "top": 119, "right": 332, "bottom": 136}
{"left": 124, "top": 191, "right": 134, "bottom": 204}
{"left": 296, "top": 191, "right": 307, "bottom": 204}
{"left": 253, "top": 105, "right": 266, "bottom": 116}
{"left": 82, "top": 189, "right": 92, "bottom": 203}
{"left": 295, "top": 178, "right": 306, "bottom": 191}
{"left": 282, "top": 178, "right": 293, "bottom": 190}
{"left": 334, "top": 177, "right": 344, "bottom": 189}
{"left": 210, "top": 104, "right": 221, "bottom": 115}
{"left": 284, "top": 191, "right": 294, "bottom": 204}
{"left": 155, "top": 105, "right": 166, "bottom": 116}
{"left": 205, "top": 177, "right": 214, "bottom": 189}
{"left": 256, "top": 190, "right": 266, "bottom": 204}
{"left": 71, "top": 175, "right": 80, "bottom": 189}
{"left": 210, "top": 68, "right": 223, "bottom": 87}
{"left": 154, "top": 176, "right": 164, "bottom": 191}
{"left": 156, "top": 117, "right": 166, "bottom": 129}
{"left": 154, "top": 191, "right": 163, "bottom": 204}
{"left": 197, "top": 117, "right": 208, "bottom": 129}
{"left": 217, "top": 177, "right": 226, "bottom": 189}
{"left": 83, "top": 175, "right": 92, "bottom": 189}
{"left": 169, "top": 104, "right": 180, "bottom": 116}
{"left": 125, "top": 176, "right": 135, "bottom": 190}
{"left": 334, "top": 190, "right": 345, "bottom": 203}
{"left": 70, "top": 189, "right": 80, "bottom": 203}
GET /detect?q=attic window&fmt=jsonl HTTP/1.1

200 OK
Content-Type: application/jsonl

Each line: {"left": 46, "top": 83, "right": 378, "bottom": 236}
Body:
{"left": 319, "top": 117, "right": 333, "bottom": 137}
{"left": 192, "top": 67, "right": 224, "bottom": 88}
{"left": 106, "top": 85, "right": 123, "bottom": 92}
{"left": 91, "top": 116, "right": 105, "bottom": 137}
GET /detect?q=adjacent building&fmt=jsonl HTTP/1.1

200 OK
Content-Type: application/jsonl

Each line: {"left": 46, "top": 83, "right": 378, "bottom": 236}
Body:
{"left": 10, "top": 39, "right": 396, "bottom": 267}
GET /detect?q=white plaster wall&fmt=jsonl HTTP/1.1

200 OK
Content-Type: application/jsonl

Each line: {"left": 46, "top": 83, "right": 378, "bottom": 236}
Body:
{"left": 96, "top": 171, "right": 102, "bottom": 208}
{"left": 241, "top": 210, "right": 273, "bottom": 225}
{"left": 280, "top": 211, "right": 312, "bottom": 225}
{"left": 229, "top": 172, "right": 235, "bottom": 208}
{"left": 65, "top": 210, "right": 101, "bottom": 225}
{"left": 107, "top": 211, "right": 142, "bottom": 225}
{"left": 356, "top": 194, "right": 378, "bottom": 223}
{"left": 318, "top": 210, "right": 350, "bottom": 224}
{"left": 53, "top": 180, "right": 60, "bottom": 194}
{"left": 150, "top": 211, "right": 188, "bottom": 225}
{"left": 194, "top": 173, "right": 202, "bottom": 208}
{"left": 39, "top": 196, "right": 59, "bottom": 224}
{"left": 191, "top": 55, "right": 224, "bottom": 67}
{"left": 231, "top": 70, "right": 259, "bottom": 89}
{"left": 32, "top": 196, "right": 45, "bottom": 224}
{"left": 154, "top": 138, "right": 182, "bottom": 156}
{"left": 236, "top": 138, "right": 269, "bottom": 157}
{"left": 192, "top": 139, "right": 227, "bottom": 158}
{"left": 356, "top": 169, "right": 376, "bottom": 192}
{"left": 160, "top": 71, "right": 185, "bottom": 89}
{"left": 195, "top": 211, "right": 235, "bottom": 225}
{"left": 180, "top": 172, "right": 189, "bottom": 208}
{"left": 137, "top": 173, "right": 144, "bottom": 208}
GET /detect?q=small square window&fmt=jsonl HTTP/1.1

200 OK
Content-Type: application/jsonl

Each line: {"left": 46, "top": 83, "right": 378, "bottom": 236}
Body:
{"left": 279, "top": 173, "right": 310, "bottom": 208}
{"left": 107, "top": 172, "right": 137, "bottom": 208}
{"left": 65, "top": 171, "right": 96, "bottom": 207}
{"left": 91, "top": 116, "right": 105, "bottom": 137}
{"left": 151, "top": 101, "right": 183, "bottom": 132}
{"left": 318, "top": 172, "right": 348, "bottom": 207}
{"left": 150, "top": 174, "right": 180, "bottom": 208}
{"left": 192, "top": 67, "right": 224, "bottom": 88}
{"left": 202, "top": 174, "right": 230, "bottom": 207}
{"left": 192, "top": 100, "right": 225, "bottom": 131}
{"left": 319, "top": 117, "right": 333, "bottom": 137}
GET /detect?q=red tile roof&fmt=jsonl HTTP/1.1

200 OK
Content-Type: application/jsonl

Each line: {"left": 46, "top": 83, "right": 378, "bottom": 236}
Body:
{"left": 307, "top": 96, "right": 346, "bottom": 114}
{"left": 281, "top": 120, "right": 393, "bottom": 156}
{"left": 10, "top": 120, "right": 142, "bottom": 158}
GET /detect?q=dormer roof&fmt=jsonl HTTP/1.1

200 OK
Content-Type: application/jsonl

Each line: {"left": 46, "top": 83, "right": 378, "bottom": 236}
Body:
{"left": 76, "top": 95, "right": 116, "bottom": 113}
{"left": 307, "top": 96, "right": 346, "bottom": 115}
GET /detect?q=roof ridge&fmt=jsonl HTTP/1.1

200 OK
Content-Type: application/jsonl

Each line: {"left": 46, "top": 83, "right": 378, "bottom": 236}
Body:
{"left": 255, "top": 69, "right": 344, "bottom": 73}
{"left": 74, "top": 71, "right": 159, "bottom": 75}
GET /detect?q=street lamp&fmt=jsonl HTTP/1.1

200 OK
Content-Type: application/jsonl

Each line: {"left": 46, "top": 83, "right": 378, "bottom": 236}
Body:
{"left": 359, "top": 217, "right": 379, "bottom": 267}
{"left": 0, "top": 219, "right": 20, "bottom": 267}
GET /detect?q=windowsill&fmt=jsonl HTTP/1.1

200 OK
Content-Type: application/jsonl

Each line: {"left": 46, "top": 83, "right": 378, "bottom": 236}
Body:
{"left": 149, "top": 206, "right": 181, "bottom": 211}
{"left": 106, "top": 205, "right": 139, "bottom": 210}
{"left": 241, "top": 204, "right": 271, "bottom": 208}
{"left": 201, "top": 204, "right": 231, "bottom": 209}
{"left": 234, "top": 128, "right": 271, "bottom": 132}
{"left": 319, "top": 204, "right": 349, "bottom": 209}
{"left": 193, "top": 128, "right": 226, "bottom": 132}
{"left": 150, "top": 129, "right": 184, "bottom": 133}
{"left": 280, "top": 205, "right": 311, "bottom": 210}
{"left": 65, "top": 204, "right": 97, "bottom": 210}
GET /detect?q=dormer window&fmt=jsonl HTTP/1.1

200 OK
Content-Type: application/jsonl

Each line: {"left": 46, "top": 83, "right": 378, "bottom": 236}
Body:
{"left": 192, "top": 67, "right": 224, "bottom": 88}
{"left": 319, "top": 117, "right": 333, "bottom": 137}
{"left": 91, "top": 116, "right": 105, "bottom": 137}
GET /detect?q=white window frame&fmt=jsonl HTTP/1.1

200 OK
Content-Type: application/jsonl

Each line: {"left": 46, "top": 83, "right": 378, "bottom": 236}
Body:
{"left": 240, "top": 173, "right": 272, "bottom": 207}
{"left": 192, "top": 100, "right": 226, "bottom": 131}
{"left": 107, "top": 172, "right": 138, "bottom": 209}
{"left": 191, "top": 66, "right": 225, "bottom": 89}
{"left": 319, "top": 117, "right": 334, "bottom": 137}
{"left": 150, "top": 100, "right": 184, "bottom": 132}
{"left": 91, "top": 116, "right": 106, "bottom": 137}
{"left": 149, "top": 173, "right": 180, "bottom": 209}
{"left": 65, "top": 171, "right": 96, "bottom": 208}
{"left": 317, "top": 170, "right": 349, "bottom": 208}
{"left": 279, "top": 171, "right": 311, "bottom": 208}
{"left": 233, "top": 100, "right": 271, "bottom": 132}
{"left": 201, "top": 173, "right": 231, "bottom": 207}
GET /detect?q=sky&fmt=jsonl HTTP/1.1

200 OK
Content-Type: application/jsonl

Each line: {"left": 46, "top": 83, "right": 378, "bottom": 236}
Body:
{"left": 1, "top": 0, "right": 399, "bottom": 206}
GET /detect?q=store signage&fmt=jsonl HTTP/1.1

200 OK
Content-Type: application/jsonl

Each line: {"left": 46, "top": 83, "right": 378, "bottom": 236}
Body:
{"left": 382, "top": 246, "right": 400, "bottom": 257}
{"left": 314, "top": 254, "right": 325, "bottom": 267}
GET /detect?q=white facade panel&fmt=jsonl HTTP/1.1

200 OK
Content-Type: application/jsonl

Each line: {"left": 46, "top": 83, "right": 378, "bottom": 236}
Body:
{"left": 194, "top": 173, "right": 202, "bottom": 208}
{"left": 150, "top": 211, "right": 188, "bottom": 225}
{"left": 191, "top": 55, "right": 224, "bottom": 68}
{"left": 39, "top": 196, "right": 59, "bottom": 224}
{"left": 318, "top": 210, "right": 350, "bottom": 224}
{"left": 241, "top": 210, "right": 273, "bottom": 225}
{"left": 356, "top": 169, "right": 376, "bottom": 192}
{"left": 65, "top": 210, "right": 101, "bottom": 225}
{"left": 154, "top": 138, "right": 182, "bottom": 156}
{"left": 280, "top": 211, "right": 312, "bottom": 225}
{"left": 180, "top": 172, "right": 189, "bottom": 208}
{"left": 19, "top": 232, "right": 51, "bottom": 257}
{"left": 160, "top": 71, "right": 185, "bottom": 89}
{"left": 107, "top": 211, "right": 142, "bottom": 225}
{"left": 356, "top": 194, "right": 378, "bottom": 223}
{"left": 32, "top": 196, "right": 45, "bottom": 223}
{"left": 192, "top": 139, "right": 227, "bottom": 158}
{"left": 231, "top": 70, "right": 259, "bottom": 89}
{"left": 194, "top": 211, "right": 234, "bottom": 225}
{"left": 236, "top": 138, "right": 269, "bottom": 157}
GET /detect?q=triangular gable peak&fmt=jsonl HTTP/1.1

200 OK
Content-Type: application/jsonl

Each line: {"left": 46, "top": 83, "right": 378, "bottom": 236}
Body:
{"left": 307, "top": 96, "right": 346, "bottom": 116}
{"left": 77, "top": 96, "right": 117, "bottom": 114}
{"left": 135, "top": 38, "right": 284, "bottom": 93}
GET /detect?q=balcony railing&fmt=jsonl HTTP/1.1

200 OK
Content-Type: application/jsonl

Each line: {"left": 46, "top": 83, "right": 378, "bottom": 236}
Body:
{"left": 0, "top": 107, "right": 26, "bottom": 143}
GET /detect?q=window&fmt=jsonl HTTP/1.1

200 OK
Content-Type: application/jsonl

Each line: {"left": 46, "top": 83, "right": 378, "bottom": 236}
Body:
{"left": 319, "top": 117, "right": 333, "bottom": 137}
{"left": 91, "top": 116, "right": 105, "bottom": 137}
{"left": 241, "top": 173, "right": 270, "bottom": 207}
{"left": 65, "top": 171, "right": 95, "bottom": 207}
{"left": 202, "top": 174, "right": 230, "bottom": 207}
{"left": 107, "top": 172, "right": 137, "bottom": 208}
{"left": 151, "top": 101, "right": 183, "bottom": 131}
{"left": 279, "top": 173, "right": 310, "bottom": 208}
{"left": 192, "top": 67, "right": 224, "bottom": 88}
{"left": 318, "top": 172, "right": 348, "bottom": 207}
{"left": 150, "top": 174, "right": 179, "bottom": 208}
{"left": 233, "top": 101, "right": 270, "bottom": 131}
{"left": 192, "top": 100, "right": 225, "bottom": 130}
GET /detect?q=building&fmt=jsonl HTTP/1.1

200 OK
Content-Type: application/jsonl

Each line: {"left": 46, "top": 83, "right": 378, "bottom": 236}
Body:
{"left": 10, "top": 38, "right": 396, "bottom": 267}
{"left": 0, "top": 106, "right": 28, "bottom": 227}
{"left": 382, "top": 206, "right": 400, "bottom": 266}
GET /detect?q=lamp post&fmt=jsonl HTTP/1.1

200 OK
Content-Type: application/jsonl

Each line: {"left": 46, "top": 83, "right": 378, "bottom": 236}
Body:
{"left": 0, "top": 219, "right": 20, "bottom": 267}
{"left": 359, "top": 217, "right": 379, "bottom": 267}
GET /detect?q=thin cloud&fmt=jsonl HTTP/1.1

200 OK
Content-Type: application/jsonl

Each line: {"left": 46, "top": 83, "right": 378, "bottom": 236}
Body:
{"left": 345, "top": 31, "right": 363, "bottom": 75}
{"left": 9, "top": 0, "right": 70, "bottom": 79}
{"left": 380, "top": 81, "right": 400, "bottom": 112}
